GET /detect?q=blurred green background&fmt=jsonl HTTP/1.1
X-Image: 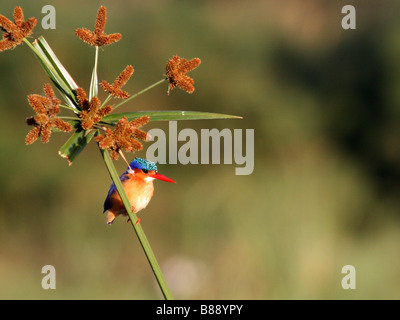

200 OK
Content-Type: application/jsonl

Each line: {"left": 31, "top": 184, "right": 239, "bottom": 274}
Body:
{"left": 1, "top": 0, "right": 400, "bottom": 299}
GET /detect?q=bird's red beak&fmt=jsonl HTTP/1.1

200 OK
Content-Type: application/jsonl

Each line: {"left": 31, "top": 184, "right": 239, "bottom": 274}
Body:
{"left": 151, "top": 172, "right": 176, "bottom": 183}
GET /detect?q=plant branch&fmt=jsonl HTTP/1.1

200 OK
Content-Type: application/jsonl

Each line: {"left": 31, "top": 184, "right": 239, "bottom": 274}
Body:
{"left": 101, "top": 94, "right": 113, "bottom": 108}
{"left": 59, "top": 104, "right": 81, "bottom": 113}
{"left": 112, "top": 78, "right": 168, "bottom": 111}
{"left": 100, "top": 147, "right": 174, "bottom": 300}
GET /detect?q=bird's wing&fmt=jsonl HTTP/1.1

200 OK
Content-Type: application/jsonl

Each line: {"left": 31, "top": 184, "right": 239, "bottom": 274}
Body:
{"left": 103, "top": 171, "right": 131, "bottom": 212}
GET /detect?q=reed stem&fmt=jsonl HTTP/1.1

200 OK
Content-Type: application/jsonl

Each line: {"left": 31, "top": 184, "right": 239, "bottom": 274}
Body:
{"left": 112, "top": 78, "right": 168, "bottom": 111}
{"left": 100, "top": 148, "right": 174, "bottom": 300}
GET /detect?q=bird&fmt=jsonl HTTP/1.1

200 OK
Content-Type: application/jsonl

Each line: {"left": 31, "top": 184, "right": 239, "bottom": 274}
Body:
{"left": 103, "top": 157, "right": 175, "bottom": 225}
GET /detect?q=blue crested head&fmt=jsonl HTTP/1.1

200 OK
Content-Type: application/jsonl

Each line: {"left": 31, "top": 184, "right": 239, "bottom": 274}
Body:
{"left": 129, "top": 157, "right": 158, "bottom": 172}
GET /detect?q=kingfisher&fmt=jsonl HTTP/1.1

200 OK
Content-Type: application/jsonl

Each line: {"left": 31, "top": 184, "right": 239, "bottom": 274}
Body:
{"left": 103, "top": 157, "right": 176, "bottom": 225}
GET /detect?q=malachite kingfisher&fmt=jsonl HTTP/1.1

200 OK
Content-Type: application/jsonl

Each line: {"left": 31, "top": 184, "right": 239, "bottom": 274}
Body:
{"left": 103, "top": 157, "right": 176, "bottom": 225}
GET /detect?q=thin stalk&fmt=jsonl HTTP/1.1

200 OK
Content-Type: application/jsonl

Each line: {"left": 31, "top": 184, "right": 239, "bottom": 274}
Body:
{"left": 23, "top": 37, "right": 38, "bottom": 53}
{"left": 101, "top": 94, "right": 113, "bottom": 108}
{"left": 118, "top": 149, "right": 132, "bottom": 170}
{"left": 113, "top": 78, "right": 167, "bottom": 111}
{"left": 59, "top": 104, "right": 81, "bottom": 113}
{"left": 100, "top": 148, "right": 174, "bottom": 300}
{"left": 58, "top": 116, "right": 81, "bottom": 121}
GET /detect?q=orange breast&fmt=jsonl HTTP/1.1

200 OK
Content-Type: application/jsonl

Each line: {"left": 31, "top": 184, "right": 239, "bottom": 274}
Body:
{"left": 122, "top": 174, "right": 155, "bottom": 214}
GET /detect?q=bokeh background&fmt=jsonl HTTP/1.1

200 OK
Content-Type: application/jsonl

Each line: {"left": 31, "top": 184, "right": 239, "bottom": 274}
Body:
{"left": 0, "top": 0, "right": 399, "bottom": 299}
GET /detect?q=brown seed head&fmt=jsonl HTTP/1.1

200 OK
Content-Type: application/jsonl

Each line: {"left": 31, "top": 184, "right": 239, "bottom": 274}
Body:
{"left": 25, "top": 83, "right": 72, "bottom": 145}
{"left": 166, "top": 55, "right": 201, "bottom": 94}
{"left": 76, "top": 87, "right": 113, "bottom": 130}
{"left": 0, "top": 6, "right": 37, "bottom": 52}
{"left": 75, "top": 6, "right": 121, "bottom": 47}
{"left": 100, "top": 65, "right": 134, "bottom": 99}
{"left": 95, "top": 116, "right": 150, "bottom": 160}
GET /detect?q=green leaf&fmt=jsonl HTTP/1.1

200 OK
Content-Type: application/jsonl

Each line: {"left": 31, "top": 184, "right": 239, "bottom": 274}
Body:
{"left": 30, "top": 37, "right": 80, "bottom": 111}
{"left": 89, "top": 47, "right": 99, "bottom": 101}
{"left": 101, "top": 110, "right": 242, "bottom": 124}
{"left": 36, "top": 37, "right": 79, "bottom": 92}
{"left": 58, "top": 129, "right": 96, "bottom": 165}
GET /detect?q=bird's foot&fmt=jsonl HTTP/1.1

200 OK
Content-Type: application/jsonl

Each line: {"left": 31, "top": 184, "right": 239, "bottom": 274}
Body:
{"left": 126, "top": 217, "right": 140, "bottom": 225}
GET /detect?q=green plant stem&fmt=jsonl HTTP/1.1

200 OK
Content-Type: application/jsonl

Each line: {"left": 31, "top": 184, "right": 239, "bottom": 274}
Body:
{"left": 112, "top": 78, "right": 168, "bottom": 111}
{"left": 101, "top": 94, "right": 113, "bottom": 108}
{"left": 23, "top": 37, "right": 38, "bottom": 53}
{"left": 59, "top": 104, "right": 80, "bottom": 113}
{"left": 100, "top": 147, "right": 174, "bottom": 300}
{"left": 58, "top": 116, "right": 81, "bottom": 121}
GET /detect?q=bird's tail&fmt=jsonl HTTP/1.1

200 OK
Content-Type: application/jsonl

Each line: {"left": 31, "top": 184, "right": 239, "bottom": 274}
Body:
{"left": 106, "top": 211, "right": 116, "bottom": 225}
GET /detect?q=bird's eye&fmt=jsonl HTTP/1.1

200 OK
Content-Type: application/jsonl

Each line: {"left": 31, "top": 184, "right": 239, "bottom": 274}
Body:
{"left": 142, "top": 169, "right": 148, "bottom": 174}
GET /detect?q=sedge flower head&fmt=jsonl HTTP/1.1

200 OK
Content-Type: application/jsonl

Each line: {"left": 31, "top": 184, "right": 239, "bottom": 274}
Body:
{"left": 75, "top": 6, "right": 121, "bottom": 47}
{"left": 100, "top": 65, "right": 134, "bottom": 99}
{"left": 0, "top": 6, "right": 37, "bottom": 52}
{"left": 25, "top": 84, "right": 72, "bottom": 145}
{"left": 166, "top": 55, "right": 201, "bottom": 94}
{"left": 96, "top": 116, "right": 150, "bottom": 160}
{"left": 76, "top": 87, "right": 113, "bottom": 130}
